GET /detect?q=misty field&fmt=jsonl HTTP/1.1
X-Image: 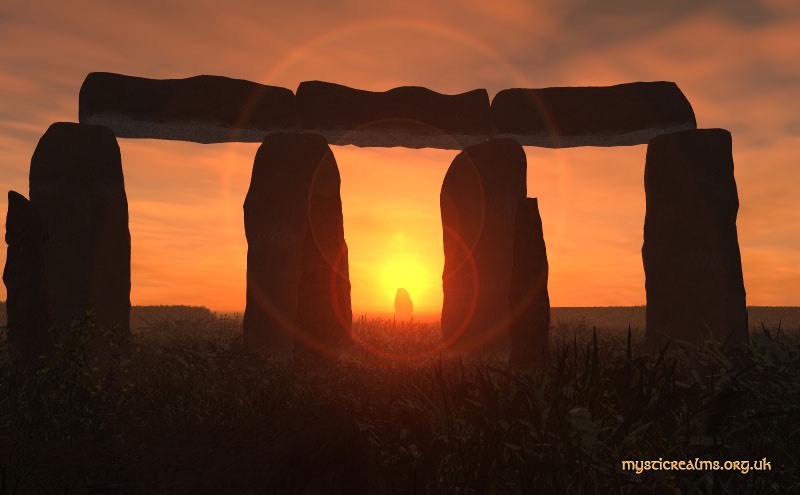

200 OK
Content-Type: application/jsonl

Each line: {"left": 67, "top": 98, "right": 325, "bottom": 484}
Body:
{"left": 1, "top": 309, "right": 799, "bottom": 494}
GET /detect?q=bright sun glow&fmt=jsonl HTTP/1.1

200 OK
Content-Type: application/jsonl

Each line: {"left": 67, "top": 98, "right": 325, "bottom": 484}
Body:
{"left": 378, "top": 234, "right": 436, "bottom": 309}
{"left": 379, "top": 256, "right": 433, "bottom": 308}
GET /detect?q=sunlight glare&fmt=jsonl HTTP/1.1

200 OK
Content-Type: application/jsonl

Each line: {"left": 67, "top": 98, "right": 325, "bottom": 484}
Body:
{"left": 378, "top": 243, "right": 434, "bottom": 310}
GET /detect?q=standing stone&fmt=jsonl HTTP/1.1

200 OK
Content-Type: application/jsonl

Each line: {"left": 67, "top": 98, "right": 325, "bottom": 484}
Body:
{"left": 394, "top": 288, "right": 413, "bottom": 321}
{"left": 29, "top": 122, "right": 131, "bottom": 343}
{"left": 440, "top": 138, "right": 527, "bottom": 352}
{"left": 244, "top": 132, "right": 352, "bottom": 357}
{"left": 509, "top": 197, "right": 550, "bottom": 368}
{"left": 295, "top": 191, "right": 352, "bottom": 359}
{"left": 643, "top": 128, "right": 747, "bottom": 348}
{"left": 3, "top": 191, "right": 51, "bottom": 370}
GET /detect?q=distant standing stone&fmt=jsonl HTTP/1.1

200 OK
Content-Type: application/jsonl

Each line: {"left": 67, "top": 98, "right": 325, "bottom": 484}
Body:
{"left": 642, "top": 128, "right": 747, "bottom": 347}
{"left": 509, "top": 197, "right": 550, "bottom": 368}
{"left": 29, "top": 122, "right": 131, "bottom": 342}
{"left": 3, "top": 191, "right": 51, "bottom": 370}
{"left": 394, "top": 288, "right": 413, "bottom": 321}
{"left": 440, "top": 138, "right": 527, "bottom": 352}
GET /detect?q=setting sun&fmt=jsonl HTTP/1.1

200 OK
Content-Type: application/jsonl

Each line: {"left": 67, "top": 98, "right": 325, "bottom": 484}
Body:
{"left": 378, "top": 250, "right": 434, "bottom": 310}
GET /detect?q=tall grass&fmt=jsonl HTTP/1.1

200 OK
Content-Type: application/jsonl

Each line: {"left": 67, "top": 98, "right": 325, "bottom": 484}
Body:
{"left": 0, "top": 314, "right": 798, "bottom": 494}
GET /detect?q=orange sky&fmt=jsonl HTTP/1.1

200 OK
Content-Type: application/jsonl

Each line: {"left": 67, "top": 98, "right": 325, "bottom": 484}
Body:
{"left": 1, "top": 1, "right": 799, "bottom": 314}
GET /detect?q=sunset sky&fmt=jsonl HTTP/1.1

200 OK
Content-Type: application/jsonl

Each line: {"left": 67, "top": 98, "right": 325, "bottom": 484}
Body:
{"left": 1, "top": 1, "right": 798, "bottom": 316}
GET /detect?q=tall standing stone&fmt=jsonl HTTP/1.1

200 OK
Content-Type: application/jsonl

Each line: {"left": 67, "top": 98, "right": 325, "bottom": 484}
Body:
{"left": 509, "top": 197, "right": 550, "bottom": 368}
{"left": 643, "top": 128, "right": 747, "bottom": 348}
{"left": 29, "top": 122, "right": 131, "bottom": 342}
{"left": 3, "top": 191, "right": 51, "bottom": 370}
{"left": 440, "top": 138, "right": 527, "bottom": 352}
{"left": 244, "top": 132, "right": 351, "bottom": 357}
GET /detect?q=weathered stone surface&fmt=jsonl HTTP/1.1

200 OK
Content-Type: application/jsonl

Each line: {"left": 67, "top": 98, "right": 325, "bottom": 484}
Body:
{"left": 394, "top": 288, "right": 413, "bottom": 321}
{"left": 29, "top": 122, "right": 131, "bottom": 341}
{"left": 643, "top": 128, "right": 747, "bottom": 348}
{"left": 295, "top": 193, "right": 353, "bottom": 359}
{"left": 297, "top": 81, "right": 491, "bottom": 149}
{"left": 492, "top": 81, "right": 696, "bottom": 148}
{"left": 440, "top": 138, "right": 527, "bottom": 352}
{"left": 3, "top": 191, "right": 51, "bottom": 370}
{"left": 244, "top": 132, "right": 351, "bottom": 356}
{"left": 78, "top": 72, "right": 700, "bottom": 150}
{"left": 79, "top": 72, "right": 298, "bottom": 143}
{"left": 509, "top": 197, "right": 550, "bottom": 368}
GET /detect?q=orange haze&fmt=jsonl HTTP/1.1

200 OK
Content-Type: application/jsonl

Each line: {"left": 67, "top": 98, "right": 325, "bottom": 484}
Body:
{"left": 1, "top": 1, "right": 799, "bottom": 314}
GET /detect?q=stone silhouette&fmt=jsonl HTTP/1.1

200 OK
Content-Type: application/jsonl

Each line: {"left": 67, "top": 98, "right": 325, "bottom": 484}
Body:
{"left": 80, "top": 72, "right": 298, "bottom": 143}
{"left": 642, "top": 128, "right": 748, "bottom": 348}
{"left": 509, "top": 197, "right": 550, "bottom": 369}
{"left": 441, "top": 138, "right": 527, "bottom": 352}
{"left": 297, "top": 80, "right": 492, "bottom": 149}
{"left": 78, "top": 72, "right": 701, "bottom": 151}
{"left": 492, "top": 81, "right": 696, "bottom": 147}
{"left": 29, "top": 122, "right": 131, "bottom": 343}
{"left": 295, "top": 193, "right": 353, "bottom": 359}
{"left": 3, "top": 191, "right": 51, "bottom": 370}
{"left": 64, "top": 71, "right": 758, "bottom": 359}
{"left": 243, "top": 132, "right": 351, "bottom": 357}
{"left": 394, "top": 288, "right": 413, "bottom": 321}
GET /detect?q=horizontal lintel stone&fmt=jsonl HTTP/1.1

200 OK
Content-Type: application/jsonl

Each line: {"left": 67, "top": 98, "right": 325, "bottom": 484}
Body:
{"left": 296, "top": 80, "right": 492, "bottom": 150}
{"left": 79, "top": 72, "right": 298, "bottom": 144}
{"left": 78, "top": 73, "right": 698, "bottom": 150}
{"left": 491, "top": 81, "right": 697, "bottom": 148}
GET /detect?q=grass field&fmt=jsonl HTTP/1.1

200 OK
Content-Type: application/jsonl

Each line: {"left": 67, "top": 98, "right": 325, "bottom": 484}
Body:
{"left": 1, "top": 310, "right": 798, "bottom": 494}
{"left": 5, "top": 303, "right": 800, "bottom": 333}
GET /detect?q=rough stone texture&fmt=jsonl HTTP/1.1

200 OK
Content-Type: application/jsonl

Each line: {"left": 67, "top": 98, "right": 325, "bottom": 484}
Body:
{"left": 509, "top": 197, "right": 550, "bottom": 368}
{"left": 244, "top": 132, "right": 351, "bottom": 356}
{"left": 295, "top": 193, "right": 353, "bottom": 359}
{"left": 80, "top": 72, "right": 298, "bottom": 143}
{"left": 642, "top": 128, "right": 748, "bottom": 348}
{"left": 78, "top": 72, "right": 699, "bottom": 150}
{"left": 3, "top": 191, "right": 51, "bottom": 370}
{"left": 440, "top": 138, "right": 527, "bottom": 352}
{"left": 394, "top": 288, "right": 413, "bottom": 321}
{"left": 29, "top": 122, "right": 131, "bottom": 342}
{"left": 297, "top": 80, "right": 491, "bottom": 149}
{"left": 491, "top": 81, "right": 696, "bottom": 148}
